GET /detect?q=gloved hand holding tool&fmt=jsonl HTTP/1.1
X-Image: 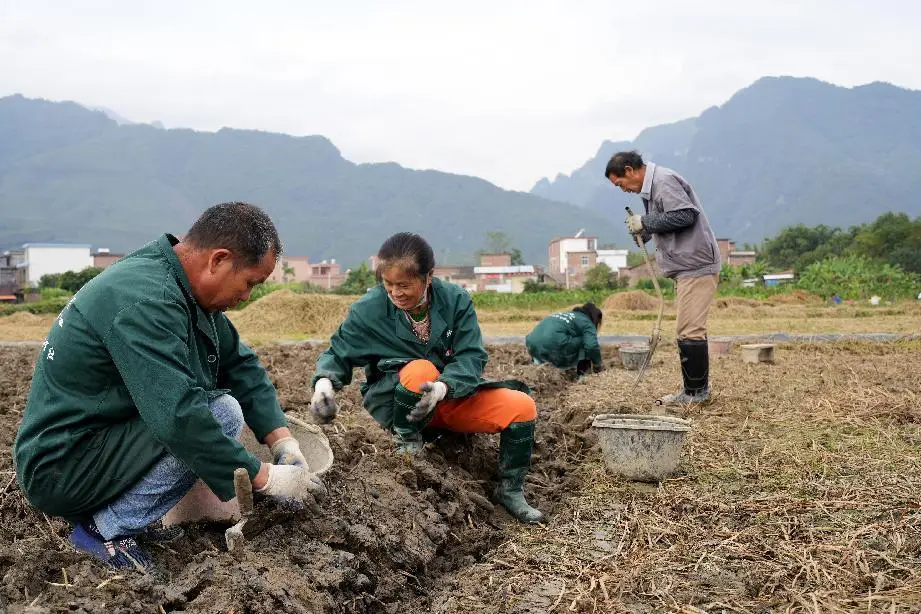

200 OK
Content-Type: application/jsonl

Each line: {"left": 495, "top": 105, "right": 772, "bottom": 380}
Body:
{"left": 625, "top": 211, "right": 645, "bottom": 236}
{"left": 256, "top": 463, "right": 327, "bottom": 503}
{"left": 311, "top": 378, "right": 338, "bottom": 423}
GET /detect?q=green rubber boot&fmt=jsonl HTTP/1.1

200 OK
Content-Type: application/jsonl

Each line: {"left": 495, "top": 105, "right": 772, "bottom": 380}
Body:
{"left": 495, "top": 420, "right": 545, "bottom": 524}
{"left": 392, "top": 384, "right": 427, "bottom": 454}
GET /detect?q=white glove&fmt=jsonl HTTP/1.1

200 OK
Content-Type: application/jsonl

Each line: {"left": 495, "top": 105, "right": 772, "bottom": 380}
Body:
{"left": 626, "top": 213, "right": 644, "bottom": 234}
{"left": 255, "top": 464, "right": 327, "bottom": 503}
{"left": 409, "top": 381, "right": 447, "bottom": 422}
{"left": 311, "top": 378, "right": 338, "bottom": 423}
{"left": 270, "top": 436, "right": 308, "bottom": 468}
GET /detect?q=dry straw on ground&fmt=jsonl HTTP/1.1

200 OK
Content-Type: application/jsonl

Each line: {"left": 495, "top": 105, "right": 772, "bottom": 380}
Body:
{"left": 767, "top": 290, "right": 824, "bottom": 305}
{"left": 226, "top": 290, "right": 353, "bottom": 342}
{"left": 603, "top": 291, "right": 660, "bottom": 311}
{"left": 714, "top": 297, "right": 762, "bottom": 309}
{"left": 429, "top": 340, "right": 921, "bottom": 612}
{"left": 1, "top": 312, "right": 45, "bottom": 324}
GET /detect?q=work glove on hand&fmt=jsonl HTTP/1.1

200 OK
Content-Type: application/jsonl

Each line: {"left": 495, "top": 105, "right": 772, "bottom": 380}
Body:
{"left": 255, "top": 464, "right": 328, "bottom": 504}
{"left": 311, "top": 378, "right": 338, "bottom": 423}
{"left": 271, "top": 436, "right": 308, "bottom": 468}
{"left": 409, "top": 381, "right": 447, "bottom": 422}
{"left": 625, "top": 213, "right": 644, "bottom": 235}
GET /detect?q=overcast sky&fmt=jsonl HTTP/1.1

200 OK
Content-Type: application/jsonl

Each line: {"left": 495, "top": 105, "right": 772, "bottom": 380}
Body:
{"left": 2, "top": 0, "right": 919, "bottom": 191}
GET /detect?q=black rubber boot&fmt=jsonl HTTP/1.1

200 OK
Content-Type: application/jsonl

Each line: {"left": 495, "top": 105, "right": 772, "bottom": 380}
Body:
{"left": 392, "top": 384, "right": 427, "bottom": 454}
{"left": 575, "top": 359, "right": 593, "bottom": 378}
{"left": 659, "top": 339, "right": 711, "bottom": 404}
{"left": 495, "top": 421, "right": 545, "bottom": 524}
{"left": 680, "top": 339, "right": 710, "bottom": 396}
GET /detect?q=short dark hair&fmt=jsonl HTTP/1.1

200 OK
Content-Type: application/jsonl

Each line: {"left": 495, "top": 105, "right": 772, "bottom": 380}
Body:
{"left": 184, "top": 202, "right": 282, "bottom": 267}
{"left": 604, "top": 150, "right": 645, "bottom": 178}
{"left": 376, "top": 232, "right": 435, "bottom": 281}
{"left": 574, "top": 302, "right": 603, "bottom": 328}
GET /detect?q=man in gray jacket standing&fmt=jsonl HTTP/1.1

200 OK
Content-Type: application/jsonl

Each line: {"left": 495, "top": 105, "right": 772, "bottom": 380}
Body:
{"left": 605, "top": 150, "right": 720, "bottom": 404}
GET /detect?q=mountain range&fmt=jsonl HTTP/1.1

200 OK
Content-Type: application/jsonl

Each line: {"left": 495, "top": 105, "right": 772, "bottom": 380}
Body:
{"left": 3, "top": 75, "right": 920, "bottom": 269}
{"left": 532, "top": 76, "right": 921, "bottom": 243}
{"left": 0, "top": 94, "right": 621, "bottom": 268}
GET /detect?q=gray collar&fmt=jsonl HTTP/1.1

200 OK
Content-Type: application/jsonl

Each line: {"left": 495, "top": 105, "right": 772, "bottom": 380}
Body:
{"left": 639, "top": 162, "right": 656, "bottom": 200}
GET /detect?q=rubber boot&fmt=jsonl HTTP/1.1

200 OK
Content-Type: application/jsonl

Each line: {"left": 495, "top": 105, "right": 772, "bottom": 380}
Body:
{"left": 658, "top": 339, "right": 711, "bottom": 405}
{"left": 495, "top": 421, "right": 545, "bottom": 524}
{"left": 575, "top": 358, "right": 593, "bottom": 380}
{"left": 392, "top": 384, "right": 428, "bottom": 454}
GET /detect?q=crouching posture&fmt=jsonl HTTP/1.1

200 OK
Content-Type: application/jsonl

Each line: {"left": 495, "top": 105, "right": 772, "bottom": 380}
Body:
{"left": 310, "top": 232, "right": 543, "bottom": 524}
{"left": 13, "top": 203, "right": 326, "bottom": 572}
{"left": 526, "top": 302, "right": 604, "bottom": 378}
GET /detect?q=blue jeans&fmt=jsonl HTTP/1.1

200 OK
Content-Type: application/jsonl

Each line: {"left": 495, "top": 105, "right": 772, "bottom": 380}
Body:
{"left": 92, "top": 395, "right": 244, "bottom": 540}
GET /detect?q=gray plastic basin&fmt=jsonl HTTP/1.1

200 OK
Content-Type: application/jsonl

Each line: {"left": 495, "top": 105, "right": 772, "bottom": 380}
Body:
{"left": 591, "top": 413, "right": 692, "bottom": 482}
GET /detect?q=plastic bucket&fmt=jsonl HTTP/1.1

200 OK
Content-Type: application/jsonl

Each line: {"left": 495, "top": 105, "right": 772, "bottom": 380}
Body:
{"left": 591, "top": 413, "right": 692, "bottom": 482}
{"left": 618, "top": 344, "right": 651, "bottom": 371}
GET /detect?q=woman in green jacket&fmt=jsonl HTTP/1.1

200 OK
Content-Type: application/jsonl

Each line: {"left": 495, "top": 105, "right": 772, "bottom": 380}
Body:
{"left": 310, "top": 232, "right": 543, "bottom": 523}
{"left": 526, "top": 303, "right": 604, "bottom": 377}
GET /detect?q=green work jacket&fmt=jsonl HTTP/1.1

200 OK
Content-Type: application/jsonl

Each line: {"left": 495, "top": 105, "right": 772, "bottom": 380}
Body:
{"left": 14, "top": 234, "right": 287, "bottom": 518}
{"left": 312, "top": 278, "right": 529, "bottom": 429}
{"left": 525, "top": 310, "right": 602, "bottom": 369}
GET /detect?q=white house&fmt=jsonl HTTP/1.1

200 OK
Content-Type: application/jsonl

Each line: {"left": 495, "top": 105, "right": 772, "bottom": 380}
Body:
{"left": 595, "top": 248, "right": 629, "bottom": 271}
{"left": 22, "top": 243, "right": 93, "bottom": 286}
{"left": 473, "top": 265, "right": 537, "bottom": 293}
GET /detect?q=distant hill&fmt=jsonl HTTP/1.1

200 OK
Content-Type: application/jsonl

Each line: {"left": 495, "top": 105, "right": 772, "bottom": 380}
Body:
{"left": 532, "top": 77, "right": 921, "bottom": 243}
{"left": 0, "top": 94, "right": 623, "bottom": 267}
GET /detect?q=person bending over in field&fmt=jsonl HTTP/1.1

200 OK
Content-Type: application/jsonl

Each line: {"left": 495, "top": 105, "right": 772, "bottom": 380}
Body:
{"left": 526, "top": 302, "right": 605, "bottom": 380}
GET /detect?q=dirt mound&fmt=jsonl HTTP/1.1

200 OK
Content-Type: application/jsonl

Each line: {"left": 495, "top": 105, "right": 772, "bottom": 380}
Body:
{"left": 603, "top": 291, "right": 658, "bottom": 311}
{"left": 228, "top": 291, "right": 353, "bottom": 339}
{"left": 0, "top": 311, "right": 45, "bottom": 324}
{"left": 767, "top": 289, "right": 821, "bottom": 305}
{"left": 714, "top": 297, "right": 762, "bottom": 309}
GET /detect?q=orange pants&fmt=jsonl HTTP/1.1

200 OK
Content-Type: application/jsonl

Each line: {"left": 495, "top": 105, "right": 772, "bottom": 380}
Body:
{"left": 399, "top": 360, "right": 536, "bottom": 433}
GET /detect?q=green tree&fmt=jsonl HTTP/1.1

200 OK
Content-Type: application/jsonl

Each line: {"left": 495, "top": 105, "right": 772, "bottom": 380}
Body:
{"left": 39, "top": 273, "right": 62, "bottom": 289}
{"left": 797, "top": 255, "right": 918, "bottom": 300}
{"left": 282, "top": 261, "right": 295, "bottom": 283}
{"left": 476, "top": 231, "right": 526, "bottom": 265}
{"left": 334, "top": 262, "right": 377, "bottom": 295}
{"left": 852, "top": 212, "right": 921, "bottom": 273}
{"left": 41, "top": 267, "right": 104, "bottom": 292}
{"left": 889, "top": 246, "right": 921, "bottom": 274}
{"left": 522, "top": 279, "right": 563, "bottom": 293}
{"left": 761, "top": 224, "right": 856, "bottom": 272}
{"left": 584, "top": 263, "right": 623, "bottom": 291}
{"left": 484, "top": 231, "right": 512, "bottom": 254}
{"left": 636, "top": 276, "right": 676, "bottom": 296}
{"left": 626, "top": 251, "right": 646, "bottom": 268}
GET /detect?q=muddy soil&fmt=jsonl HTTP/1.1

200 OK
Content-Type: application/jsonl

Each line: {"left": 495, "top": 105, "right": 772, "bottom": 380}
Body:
{"left": 0, "top": 344, "right": 620, "bottom": 613}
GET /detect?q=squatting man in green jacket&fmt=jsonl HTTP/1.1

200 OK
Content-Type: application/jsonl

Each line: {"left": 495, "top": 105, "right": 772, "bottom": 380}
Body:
{"left": 14, "top": 203, "right": 327, "bottom": 573}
